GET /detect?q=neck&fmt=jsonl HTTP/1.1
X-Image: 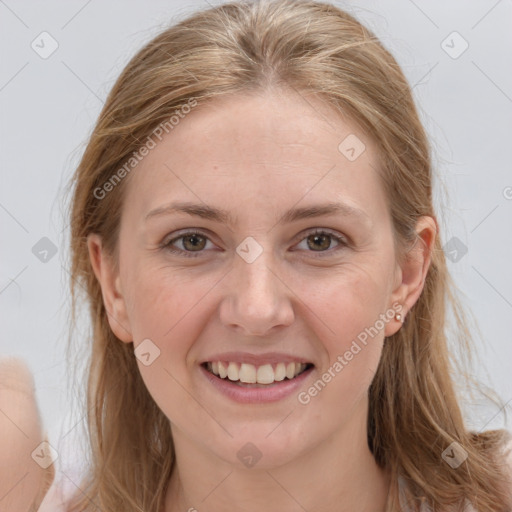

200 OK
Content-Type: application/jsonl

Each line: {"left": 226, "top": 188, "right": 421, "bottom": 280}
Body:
{"left": 164, "top": 398, "right": 390, "bottom": 512}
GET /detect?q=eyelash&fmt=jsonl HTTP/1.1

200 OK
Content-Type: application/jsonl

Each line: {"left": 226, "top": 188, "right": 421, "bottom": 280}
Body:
{"left": 161, "top": 228, "right": 348, "bottom": 258}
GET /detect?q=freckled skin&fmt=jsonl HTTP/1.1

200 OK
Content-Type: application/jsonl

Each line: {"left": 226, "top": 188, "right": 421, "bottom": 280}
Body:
{"left": 88, "top": 88, "right": 435, "bottom": 512}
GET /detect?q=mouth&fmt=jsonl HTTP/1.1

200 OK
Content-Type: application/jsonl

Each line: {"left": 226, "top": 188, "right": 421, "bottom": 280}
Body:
{"left": 201, "top": 361, "right": 314, "bottom": 387}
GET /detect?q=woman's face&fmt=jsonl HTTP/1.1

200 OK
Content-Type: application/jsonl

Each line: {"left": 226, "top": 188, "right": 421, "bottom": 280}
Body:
{"left": 90, "top": 88, "right": 427, "bottom": 469}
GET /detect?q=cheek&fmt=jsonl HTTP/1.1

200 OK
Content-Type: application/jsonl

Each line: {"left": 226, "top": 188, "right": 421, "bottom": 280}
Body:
{"left": 302, "top": 263, "right": 390, "bottom": 401}
{"left": 123, "top": 262, "right": 205, "bottom": 341}
{"left": 309, "top": 261, "right": 391, "bottom": 344}
{"left": 123, "top": 268, "right": 217, "bottom": 423}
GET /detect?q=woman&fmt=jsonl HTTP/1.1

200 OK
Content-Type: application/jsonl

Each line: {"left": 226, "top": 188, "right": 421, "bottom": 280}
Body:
{"left": 41, "top": 0, "right": 512, "bottom": 510}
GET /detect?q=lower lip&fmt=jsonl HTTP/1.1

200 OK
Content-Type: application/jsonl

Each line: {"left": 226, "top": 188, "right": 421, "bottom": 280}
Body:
{"left": 199, "top": 364, "right": 314, "bottom": 404}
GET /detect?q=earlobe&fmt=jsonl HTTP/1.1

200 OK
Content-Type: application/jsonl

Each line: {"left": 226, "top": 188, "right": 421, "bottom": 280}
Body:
{"left": 384, "top": 216, "right": 437, "bottom": 337}
{"left": 86, "top": 233, "right": 133, "bottom": 343}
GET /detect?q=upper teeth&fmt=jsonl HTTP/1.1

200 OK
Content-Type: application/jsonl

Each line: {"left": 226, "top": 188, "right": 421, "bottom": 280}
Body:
{"left": 207, "top": 361, "right": 307, "bottom": 384}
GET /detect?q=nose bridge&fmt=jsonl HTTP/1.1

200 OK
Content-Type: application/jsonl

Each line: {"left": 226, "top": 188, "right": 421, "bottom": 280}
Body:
{"left": 221, "top": 236, "right": 294, "bottom": 334}
{"left": 236, "top": 239, "right": 279, "bottom": 308}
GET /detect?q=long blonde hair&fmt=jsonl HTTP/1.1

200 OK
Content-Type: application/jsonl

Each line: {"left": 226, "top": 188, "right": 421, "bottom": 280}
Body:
{"left": 65, "top": 1, "right": 512, "bottom": 510}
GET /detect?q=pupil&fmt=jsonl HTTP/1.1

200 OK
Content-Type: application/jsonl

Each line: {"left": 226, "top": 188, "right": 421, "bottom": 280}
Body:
{"left": 185, "top": 234, "right": 204, "bottom": 250}
{"left": 310, "top": 234, "right": 329, "bottom": 251}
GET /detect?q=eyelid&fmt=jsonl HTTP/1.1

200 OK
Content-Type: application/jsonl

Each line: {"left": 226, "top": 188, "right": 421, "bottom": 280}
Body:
{"left": 162, "top": 228, "right": 216, "bottom": 244}
{"left": 162, "top": 227, "right": 348, "bottom": 257}
{"left": 161, "top": 229, "right": 216, "bottom": 257}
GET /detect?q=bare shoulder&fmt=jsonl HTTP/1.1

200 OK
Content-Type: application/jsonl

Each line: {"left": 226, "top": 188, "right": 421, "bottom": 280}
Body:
{"left": 36, "top": 477, "right": 69, "bottom": 512}
{"left": 37, "top": 462, "right": 86, "bottom": 511}
{"left": 0, "top": 357, "right": 55, "bottom": 512}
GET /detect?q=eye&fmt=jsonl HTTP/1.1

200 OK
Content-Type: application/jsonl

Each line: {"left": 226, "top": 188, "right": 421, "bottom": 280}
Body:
{"left": 162, "top": 230, "right": 214, "bottom": 258}
{"left": 161, "top": 228, "right": 347, "bottom": 258}
{"left": 293, "top": 228, "right": 347, "bottom": 256}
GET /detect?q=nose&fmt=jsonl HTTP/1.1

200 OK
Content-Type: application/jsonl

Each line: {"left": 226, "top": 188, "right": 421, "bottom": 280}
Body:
{"left": 219, "top": 243, "right": 295, "bottom": 336}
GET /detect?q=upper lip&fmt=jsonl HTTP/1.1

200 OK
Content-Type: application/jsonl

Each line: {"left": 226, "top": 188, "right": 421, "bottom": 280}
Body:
{"left": 201, "top": 352, "right": 314, "bottom": 366}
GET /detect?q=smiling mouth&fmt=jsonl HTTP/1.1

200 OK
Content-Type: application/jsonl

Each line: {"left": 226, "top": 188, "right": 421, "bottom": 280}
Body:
{"left": 202, "top": 361, "right": 314, "bottom": 386}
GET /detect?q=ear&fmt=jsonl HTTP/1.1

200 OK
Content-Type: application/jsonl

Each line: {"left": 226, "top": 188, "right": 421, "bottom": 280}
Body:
{"left": 86, "top": 233, "right": 133, "bottom": 343}
{"left": 384, "top": 215, "right": 437, "bottom": 337}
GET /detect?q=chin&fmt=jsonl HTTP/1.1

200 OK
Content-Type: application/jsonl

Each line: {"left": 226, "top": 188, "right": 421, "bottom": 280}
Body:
{"left": 211, "top": 426, "right": 314, "bottom": 470}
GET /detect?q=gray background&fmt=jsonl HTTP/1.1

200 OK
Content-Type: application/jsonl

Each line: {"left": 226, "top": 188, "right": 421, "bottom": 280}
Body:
{"left": 1, "top": 0, "right": 511, "bottom": 476}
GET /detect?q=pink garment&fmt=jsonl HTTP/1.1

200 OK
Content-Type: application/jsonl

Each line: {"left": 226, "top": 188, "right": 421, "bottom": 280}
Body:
{"left": 38, "top": 437, "right": 512, "bottom": 511}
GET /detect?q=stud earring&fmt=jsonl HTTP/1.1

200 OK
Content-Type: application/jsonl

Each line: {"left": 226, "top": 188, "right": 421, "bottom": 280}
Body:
{"left": 395, "top": 310, "right": 404, "bottom": 323}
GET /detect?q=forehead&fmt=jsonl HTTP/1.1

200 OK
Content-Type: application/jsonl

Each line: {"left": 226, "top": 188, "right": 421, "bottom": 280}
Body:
{"left": 122, "top": 89, "right": 387, "bottom": 225}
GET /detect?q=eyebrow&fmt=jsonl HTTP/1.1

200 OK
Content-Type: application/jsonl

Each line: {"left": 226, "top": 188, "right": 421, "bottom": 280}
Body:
{"left": 145, "top": 200, "right": 371, "bottom": 226}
